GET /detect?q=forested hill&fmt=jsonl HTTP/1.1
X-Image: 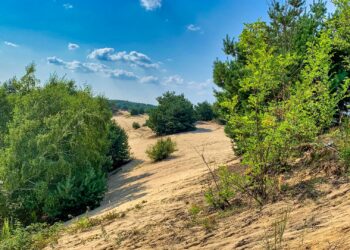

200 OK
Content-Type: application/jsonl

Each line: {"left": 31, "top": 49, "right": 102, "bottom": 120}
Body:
{"left": 109, "top": 99, "right": 156, "bottom": 114}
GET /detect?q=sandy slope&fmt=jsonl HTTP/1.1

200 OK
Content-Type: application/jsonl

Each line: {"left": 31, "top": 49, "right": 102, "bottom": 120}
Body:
{"left": 49, "top": 113, "right": 350, "bottom": 250}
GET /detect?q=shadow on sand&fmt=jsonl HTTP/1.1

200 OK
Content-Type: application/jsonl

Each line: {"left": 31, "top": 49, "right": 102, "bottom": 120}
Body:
{"left": 89, "top": 159, "right": 151, "bottom": 215}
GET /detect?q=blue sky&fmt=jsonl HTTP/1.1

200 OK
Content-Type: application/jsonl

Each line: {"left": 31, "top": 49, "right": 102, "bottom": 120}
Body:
{"left": 0, "top": 0, "right": 335, "bottom": 104}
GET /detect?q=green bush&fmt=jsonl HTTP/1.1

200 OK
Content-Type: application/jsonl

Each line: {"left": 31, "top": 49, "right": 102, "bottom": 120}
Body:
{"left": 0, "top": 221, "right": 62, "bottom": 250}
{"left": 146, "top": 138, "right": 177, "bottom": 162}
{"left": 130, "top": 108, "right": 139, "bottom": 116}
{"left": 0, "top": 65, "right": 129, "bottom": 225}
{"left": 195, "top": 101, "right": 214, "bottom": 121}
{"left": 147, "top": 92, "right": 196, "bottom": 135}
{"left": 132, "top": 122, "right": 141, "bottom": 130}
{"left": 335, "top": 119, "right": 350, "bottom": 173}
{"left": 106, "top": 122, "right": 130, "bottom": 171}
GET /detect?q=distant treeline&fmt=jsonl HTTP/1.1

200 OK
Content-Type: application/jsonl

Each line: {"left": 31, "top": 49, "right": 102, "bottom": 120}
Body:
{"left": 109, "top": 99, "right": 156, "bottom": 115}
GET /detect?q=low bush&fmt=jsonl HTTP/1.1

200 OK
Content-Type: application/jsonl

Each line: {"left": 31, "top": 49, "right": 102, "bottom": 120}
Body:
{"left": 132, "top": 122, "right": 141, "bottom": 130}
{"left": 146, "top": 138, "right": 177, "bottom": 162}
{"left": 332, "top": 118, "right": 350, "bottom": 174}
{"left": 0, "top": 222, "right": 62, "bottom": 250}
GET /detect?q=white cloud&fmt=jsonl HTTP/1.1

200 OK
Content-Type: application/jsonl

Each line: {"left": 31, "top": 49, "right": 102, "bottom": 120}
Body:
{"left": 140, "top": 0, "right": 161, "bottom": 10}
{"left": 87, "top": 48, "right": 115, "bottom": 61}
{"left": 47, "top": 56, "right": 107, "bottom": 73}
{"left": 163, "top": 75, "right": 184, "bottom": 85}
{"left": 4, "top": 41, "right": 19, "bottom": 47}
{"left": 107, "top": 69, "right": 139, "bottom": 81}
{"left": 188, "top": 79, "right": 212, "bottom": 89}
{"left": 68, "top": 43, "right": 79, "bottom": 50}
{"left": 187, "top": 24, "right": 201, "bottom": 32}
{"left": 63, "top": 3, "right": 73, "bottom": 9}
{"left": 140, "top": 75, "right": 159, "bottom": 84}
{"left": 47, "top": 55, "right": 142, "bottom": 81}
{"left": 88, "top": 48, "right": 159, "bottom": 69}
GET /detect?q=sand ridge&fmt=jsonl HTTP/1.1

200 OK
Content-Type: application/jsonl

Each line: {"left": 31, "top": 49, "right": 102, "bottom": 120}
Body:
{"left": 49, "top": 112, "right": 350, "bottom": 250}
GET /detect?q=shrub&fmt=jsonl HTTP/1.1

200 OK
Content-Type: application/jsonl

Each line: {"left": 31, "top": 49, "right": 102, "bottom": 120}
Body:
{"left": 132, "top": 122, "right": 141, "bottom": 130}
{"left": 0, "top": 222, "right": 63, "bottom": 250}
{"left": 147, "top": 92, "right": 196, "bottom": 135}
{"left": 130, "top": 108, "right": 139, "bottom": 116}
{"left": 106, "top": 122, "right": 130, "bottom": 171}
{"left": 0, "top": 66, "right": 129, "bottom": 225}
{"left": 335, "top": 119, "right": 350, "bottom": 173}
{"left": 146, "top": 138, "right": 177, "bottom": 162}
{"left": 195, "top": 101, "right": 214, "bottom": 121}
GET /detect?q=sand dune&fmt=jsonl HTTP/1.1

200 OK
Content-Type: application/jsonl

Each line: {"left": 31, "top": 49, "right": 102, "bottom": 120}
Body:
{"left": 49, "top": 112, "right": 350, "bottom": 250}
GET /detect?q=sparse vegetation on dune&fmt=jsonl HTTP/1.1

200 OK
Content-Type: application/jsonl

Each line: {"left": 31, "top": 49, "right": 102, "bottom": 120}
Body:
{"left": 2, "top": 1, "right": 350, "bottom": 249}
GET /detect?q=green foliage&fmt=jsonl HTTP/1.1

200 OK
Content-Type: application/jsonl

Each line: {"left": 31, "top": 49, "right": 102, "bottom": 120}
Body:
{"left": 1, "top": 219, "right": 11, "bottom": 240}
{"left": 130, "top": 108, "right": 140, "bottom": 116}
{"left": 0, "top": 222, "right": 62, "bottom": 250}
{"left": 212, "top": 1, "right": 350, "bottom": 205}
{"left": 106, "top": 122, "right": 130, "bottom": 171}
{"left": 0, "top": 66, "right": 129, "bottom": 225}
{"left": 132, "top": 122, "right": 141, "bottom": 130}
{"left": 147, "top": 92, "right": 196, "bottom": 135}
{"left": 69, "top": 216, "right": 99, "bottom": 233}
{"left": 334, "top": 119, "right": 350, "bottom": 173}
{"left": 146, "top": 138, "right": 177, "bottom": 162}
{"left": 195, "top": 101, "right": 215, "bottom": 121}
{"left": 205, "top": 166, "right": 238, "bottom": 209}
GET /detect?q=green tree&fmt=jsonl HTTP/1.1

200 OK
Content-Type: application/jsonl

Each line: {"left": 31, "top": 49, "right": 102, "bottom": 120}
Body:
{"left": 106, "top": 121, "right": 130, "bottom": 171}
{"left": 216, "top": 19, "right": 348, "bottom": 204}
{"left": 147, "top": 92, "right": 196, "bottom": 135}
{"left": 195, "top": 101, "right": 214, "bottom": 121}
{"left": 0, "top": 67, "right": 130, "bottom": 224}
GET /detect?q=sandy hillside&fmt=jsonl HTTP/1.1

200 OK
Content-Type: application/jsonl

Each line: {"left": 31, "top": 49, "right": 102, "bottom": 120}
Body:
{"left": 49, "top": 112, "right": 350, "bottom": 250}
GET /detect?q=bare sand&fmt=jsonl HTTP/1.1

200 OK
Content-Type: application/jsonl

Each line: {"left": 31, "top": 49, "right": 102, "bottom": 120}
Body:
{"left": 49, "top": 112, "right": 350, "bottom": 250}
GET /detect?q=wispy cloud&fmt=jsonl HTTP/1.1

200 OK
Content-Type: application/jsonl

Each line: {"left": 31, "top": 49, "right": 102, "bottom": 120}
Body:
{"left": 47, "top": 56, "right": 139, "bottom": 81}
{"left": 107, "top": 69, "right": 139, "bottom": 81}
{"left": 163, "top": 75, "right": 184, "bottom": 85}
{"left": 88, "top": 48, "right": 159, "bottom": 69}
{"left": 187, "top": 24, "right": 201, "bottom": 32}
{"left": 63, "top": 3, "right": 73, "bottom": 9}
{"left": 47, "top": 56, "right": 106, "bottom": 73}
{"left": 188, "top": 79, "right": 213, "bottom": 90}
{"left": 4, "top": 41, "right": 19, "bottom": 48}
{"left": 140, "top": 0, "right": 161, "bottom": 11}
{"left": 140, "top": 75, "right": 159, "bottom": 84}
{"left": 68, "top": 43, "right": 79, "bottom": 50}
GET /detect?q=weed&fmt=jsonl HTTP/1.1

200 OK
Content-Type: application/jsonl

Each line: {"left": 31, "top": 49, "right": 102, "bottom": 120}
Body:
{"left": 263, "top": 208, "right": 290, "bottom": 250}
{"left": 69, "top": 216, "right": 99, "bottom": 233}
{"left": 100, "top": 225, "right": 109, "bottom": 241}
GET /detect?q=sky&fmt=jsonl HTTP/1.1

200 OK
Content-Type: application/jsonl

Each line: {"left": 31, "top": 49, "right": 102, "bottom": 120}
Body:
{"left": 0, "top": 0, "right": 335, "bottom": 105}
